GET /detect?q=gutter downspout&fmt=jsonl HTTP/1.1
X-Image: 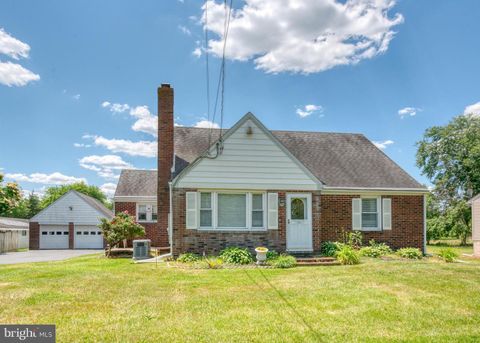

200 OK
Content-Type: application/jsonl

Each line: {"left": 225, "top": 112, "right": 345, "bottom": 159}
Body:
{"left": 169, "top": 181, "right": 173, "bottom": 254}
{"left": 423, "top": 194, "right": 427, "bottom": 255}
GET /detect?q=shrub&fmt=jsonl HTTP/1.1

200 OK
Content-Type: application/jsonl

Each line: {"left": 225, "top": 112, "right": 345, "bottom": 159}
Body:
{"left": 266, "top": 250, "right": 279, "bottom": 261}
{"left": 320, "top": 241, "right": 342, "bottom": 257}
{"left": 347, "top": 230, "right": 363, "bottom": 248}
{"left": 219, "top": 247, "right": 253, "bottom": 265}
{"left": 397, "top": 247, "right": 423, "bottom": 259}
{"left": 177, "top": 253, "right": 200, "bottom": 263}
{"left": 438, "top": 248, "right": 458, "bottom": 263}
{"left": 267, "top": 254, "right": 297, "bottom": 268}
{"left": 360, "top": 240, "right": 392, "bottom": 258}
{"left": 336, "top": 245, "right": 360, "bottom": 265}
{"left": 201, "top": 257, "right": 224, "bottom": 269}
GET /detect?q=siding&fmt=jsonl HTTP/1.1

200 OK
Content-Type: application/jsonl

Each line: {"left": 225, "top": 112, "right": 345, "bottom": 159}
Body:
{"left": 176, "top": 119, "right": 319, "bottom": 190}
{"left": 32, "top": 192, "right": 106, "bottom": 225}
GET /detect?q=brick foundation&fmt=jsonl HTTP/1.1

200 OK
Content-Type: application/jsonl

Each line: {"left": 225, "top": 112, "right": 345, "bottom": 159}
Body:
{"left": 171, "top": 189, "right": 424, "bottom": 256}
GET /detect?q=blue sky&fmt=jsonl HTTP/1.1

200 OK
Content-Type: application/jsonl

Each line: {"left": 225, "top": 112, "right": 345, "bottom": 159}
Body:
{"left": 1, "top": 0, "right": 479, "bottom": 197}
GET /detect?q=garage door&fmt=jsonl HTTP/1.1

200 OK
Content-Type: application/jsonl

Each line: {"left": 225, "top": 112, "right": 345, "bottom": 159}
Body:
{"left": 74, "top": 226, "right": 104, "bottom": 249}
{"left": 39, "top": 225, "right": 69, "bottom": 249}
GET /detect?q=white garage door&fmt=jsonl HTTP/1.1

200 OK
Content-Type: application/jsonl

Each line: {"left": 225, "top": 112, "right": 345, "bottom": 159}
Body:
{"left": 74, "top": 226, "right": 104, "bottom": 249}
{"left": 40, "top": 225, "right": 69, "bottom": 249}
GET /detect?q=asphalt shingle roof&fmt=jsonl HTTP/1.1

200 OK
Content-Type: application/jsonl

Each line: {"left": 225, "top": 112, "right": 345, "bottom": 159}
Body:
{"left": 115, "top": 127, "right": 425, "bottom": 197}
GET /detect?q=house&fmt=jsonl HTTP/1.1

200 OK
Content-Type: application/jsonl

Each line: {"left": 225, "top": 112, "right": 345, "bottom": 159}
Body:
{"left": 29, "top": 190, "right": 113, "bottom": 249}
{"left": 114, "top": 84, "right": 428, "bottom": 256}
{"left": 0, "top": 217, "right": 29, "bottom": 251}
{"left": 470, "top": 194, "right": 480, "bottom": 257}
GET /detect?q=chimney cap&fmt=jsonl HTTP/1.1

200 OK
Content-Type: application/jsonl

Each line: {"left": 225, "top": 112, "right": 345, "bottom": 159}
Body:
{"left": 161, "top": 83, "right": 171, "bottom": 88}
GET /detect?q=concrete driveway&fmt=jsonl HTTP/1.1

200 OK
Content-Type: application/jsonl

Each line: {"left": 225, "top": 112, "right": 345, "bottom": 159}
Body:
{"left": 0, "top": 249, "right": 103, "bottom": 265}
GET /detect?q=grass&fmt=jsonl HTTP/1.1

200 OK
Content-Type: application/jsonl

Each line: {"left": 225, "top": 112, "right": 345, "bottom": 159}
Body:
{"left": 1, "top": 250, "right": 480, "bottom": 342}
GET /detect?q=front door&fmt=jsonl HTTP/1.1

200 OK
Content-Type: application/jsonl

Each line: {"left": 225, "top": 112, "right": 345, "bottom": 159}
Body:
{"left": 286, "top": 193, "right": 312, "bottom": 252}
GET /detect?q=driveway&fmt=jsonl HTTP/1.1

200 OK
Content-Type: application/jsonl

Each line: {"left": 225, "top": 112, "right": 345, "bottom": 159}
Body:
{"left": 0, "top": 249, "right": 103, "bottom": 265}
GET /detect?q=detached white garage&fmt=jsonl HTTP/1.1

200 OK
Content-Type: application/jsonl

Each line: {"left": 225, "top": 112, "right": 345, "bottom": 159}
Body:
{"left": 30, "top": 190, "right": 113, "bottom": 250}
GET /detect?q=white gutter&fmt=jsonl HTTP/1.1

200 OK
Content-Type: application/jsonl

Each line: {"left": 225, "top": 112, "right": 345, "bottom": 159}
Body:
{"left": 168, "top": 181, "right": 173, "bottom": 254}
{"left": 423, "top": 194, "right": 427, "bottom": 255}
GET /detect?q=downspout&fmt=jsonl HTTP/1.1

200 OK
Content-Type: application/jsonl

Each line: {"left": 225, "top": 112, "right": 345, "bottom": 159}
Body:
{"left": 169, "top": 181, "right": 173, "bottom": 254}
{"left": 423, "top": 194, "right": 427, "bottom": 255}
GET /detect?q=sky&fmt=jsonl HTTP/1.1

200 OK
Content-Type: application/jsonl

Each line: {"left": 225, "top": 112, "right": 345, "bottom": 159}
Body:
{"left": 1, "top": 0, "right": 480, "bottom": 198}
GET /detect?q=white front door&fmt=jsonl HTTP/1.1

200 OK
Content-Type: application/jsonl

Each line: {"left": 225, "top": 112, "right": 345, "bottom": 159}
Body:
{"left": 286, "top": 193, "right": 312, "bottom": 252}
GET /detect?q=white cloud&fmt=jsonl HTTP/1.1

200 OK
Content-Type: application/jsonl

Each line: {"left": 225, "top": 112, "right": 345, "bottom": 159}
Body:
{"left": 398, "top": 107, "right": 420, "bottom": 118}
{"left": 296, "top": 104, "right": 323, "bottom": 118}
{"left": 194, "top": 119, "right": 220, "bottom": 128}
{"left": 0, "top": 61, "right": 40, "bottom": 87}
{"left": 179, "top": 25, "right": 192, "bottom": 36}
{"left": 464, "top": 102, "right": 480, "bottom": 116}
{"left": 87, "top": 135, "right": 157, "bottom": 157}
{"left": 0, "top": 28, "right": 39, "bottom": 87}
{"left": 4, "top": 172, "right": 86, "bottom": 185}
{"left": 373, "top": 139, "right": 394, "bottom": 150}
{"left": 193, "top": 47, "right": 202, "bottom": 58}
{"left": 0, "top": 28, "right": 30, "bottom": 60}
{"left": 203, "top": 0, "right": 403, "bottom": 74}
{"left": 73, "top": 94, "right": 80, "bottom": 100}
{"left": 102, "top": 101, "right": 130, "bottom": 113}
{"left": 129, "top": 105, "right": 158, "bottom": 136}
{"left": 100, "top": 183, "right": 117, "bottom": 198}
{"left": 73, "top": 143, "right": 91, "bottom": 148}
{"left": 79, "top": 155, "right": 132, "bottom": 180}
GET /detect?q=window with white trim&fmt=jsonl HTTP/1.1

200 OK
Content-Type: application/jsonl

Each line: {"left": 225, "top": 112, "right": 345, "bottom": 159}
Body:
{"left": 361, "top": 197, "right": 379, "bottom": 229}
{"left": 200, "top": 192, "right": 213, "bottom": 228}
{"left": 137, "top": 204, "right": 157, "bottom": 222}
{"left": 251, "top": 194, "right": 264, "bottom": 227}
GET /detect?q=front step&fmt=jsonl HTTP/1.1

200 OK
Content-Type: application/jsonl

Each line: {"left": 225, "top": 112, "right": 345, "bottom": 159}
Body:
{"left": 296, "top": 256, "right": 340, "bottom": 266}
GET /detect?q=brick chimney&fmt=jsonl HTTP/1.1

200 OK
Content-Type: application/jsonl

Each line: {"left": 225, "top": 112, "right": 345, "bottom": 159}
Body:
{"left": 157, "top": 84, "right": 174, "bottom": 245}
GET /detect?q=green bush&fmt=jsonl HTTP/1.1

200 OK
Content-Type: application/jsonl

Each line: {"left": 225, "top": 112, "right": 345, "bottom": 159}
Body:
{"left": 267, "top": 254, "right": 297, "bottom": 268}
{"left": 266, "top": 250, "right": 279, "bottom": 261}
{"left": 397, "top": 247, "right": 423, "bottom": 259}
{"left": 219, "top": 247, "right": 253, "bottom": 265}
{"left": 336, "top": 245, "right": 360, "bottom": 265}
{"left": 177, "top": 253, "right": 200, "bottom": 263}
{"left": 360, "top": 240, "right": 392, "bottom": 258}
{"left": 320, "top": 241, "right": 342, "bottom": 257}
{"left": 438, "top": 248, "right": 458, "bottom": 263}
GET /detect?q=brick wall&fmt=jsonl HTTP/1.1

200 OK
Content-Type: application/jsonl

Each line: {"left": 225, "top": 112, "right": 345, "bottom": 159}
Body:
{"left": 171, "top": 189, "right": 424, "bottom": 256}
{"left": 114, "top": 202, "right": 169, "bottom": 247}
{"left": 29, "top": 221, "right": 39, "bottom": 249}
{"left": 68, "top": 222, "right": 74, "bottom": 249}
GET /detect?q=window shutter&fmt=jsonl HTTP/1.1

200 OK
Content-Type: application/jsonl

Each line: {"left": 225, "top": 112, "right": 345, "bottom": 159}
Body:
{"left": 352, "top": 198, "right": 361, "bottom": 230}
{"left": 267, "top": 193, "right": 278, "bottom": 230}
{"left": 382, "top": 198, "right": 392, "bottom": 230}
{"left": 186, "top": 192, "right": 198, "bottom": 229}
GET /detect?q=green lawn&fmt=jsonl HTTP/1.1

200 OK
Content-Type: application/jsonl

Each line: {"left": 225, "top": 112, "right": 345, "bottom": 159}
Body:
{"left": 1, "top": 250, "right": 480, "bottom": 342}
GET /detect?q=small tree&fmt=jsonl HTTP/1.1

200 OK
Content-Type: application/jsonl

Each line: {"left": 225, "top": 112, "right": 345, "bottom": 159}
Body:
{"left": 0, "top": 173, "right": 21, "bottom": 216}
{"left": 99, "top": 211, "right": 145, "bottom": 257}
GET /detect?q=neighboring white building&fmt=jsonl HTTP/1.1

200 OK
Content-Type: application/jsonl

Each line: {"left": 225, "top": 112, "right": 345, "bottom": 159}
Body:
{"left": 30, "top": 190, "right": 113, "bottom": 249}
{"left": 471, "top": 194, "right": 480, "bottom": 257}
{"left": 0, "top": 217, "right": 29, "bottom": 251}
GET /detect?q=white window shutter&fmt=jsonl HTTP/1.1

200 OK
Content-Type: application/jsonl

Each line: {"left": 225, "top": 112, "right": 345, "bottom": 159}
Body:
{"left": 382, "top": 198, "right": 392, "bottom": 230}
{"left": 352, "top": 198, "right": 361, "bottom": 230}
{"left": 267, "top": 193, "right": 278, "bottom": 230}
{"left": 186, "top": 192, "right": 198, "bottom": 229}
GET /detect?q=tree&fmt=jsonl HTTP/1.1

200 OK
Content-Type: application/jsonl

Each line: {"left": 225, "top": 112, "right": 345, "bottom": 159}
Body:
{"left": 0, "top": 173, "right": 22, "bottom": 217}
{"left": 99, "top": 211, "right": 145, "bottom": 257}
{"left": 41, "top": 182, "right": 111, "bottom": 209}
{"left": 417, "top": 114, "right": 480, "bottom": 244}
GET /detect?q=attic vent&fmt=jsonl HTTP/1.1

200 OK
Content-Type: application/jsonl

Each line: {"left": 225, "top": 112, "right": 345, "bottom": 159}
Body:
{"left": 246, "top": 126, "right": 253, "bottom": 135}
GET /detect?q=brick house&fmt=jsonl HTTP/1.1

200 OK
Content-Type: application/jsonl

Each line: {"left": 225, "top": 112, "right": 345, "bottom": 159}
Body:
{"left": 113, "top": 84, "right": 428, "bottom": 256}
